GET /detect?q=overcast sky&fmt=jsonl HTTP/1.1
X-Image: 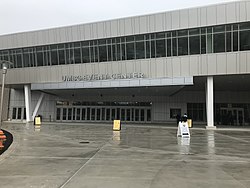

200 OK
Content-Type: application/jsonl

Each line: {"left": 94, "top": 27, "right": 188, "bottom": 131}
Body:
{"left": 0, "top": 0, "right": 237, "bottom": 35}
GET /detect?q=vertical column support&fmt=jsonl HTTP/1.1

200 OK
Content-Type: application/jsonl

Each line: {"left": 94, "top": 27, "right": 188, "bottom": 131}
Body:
{"left": 24, "top": 85, "right": 32, "bottom": 122}
{"left": 206, "top": 76, "right": 216, "bottom": 129}
{"left": 32, "top": 92, "right": 45, "bottom": 120}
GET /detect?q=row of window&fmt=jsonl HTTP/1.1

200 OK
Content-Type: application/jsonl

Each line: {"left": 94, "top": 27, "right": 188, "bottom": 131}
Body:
{"left": 1, "top": 22, "right": 250, "bottom": 68}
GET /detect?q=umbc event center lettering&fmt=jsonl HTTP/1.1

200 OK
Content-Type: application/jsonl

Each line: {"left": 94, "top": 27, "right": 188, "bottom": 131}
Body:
{"left": 62, "top": 72, "right": 144, "bottom": 82}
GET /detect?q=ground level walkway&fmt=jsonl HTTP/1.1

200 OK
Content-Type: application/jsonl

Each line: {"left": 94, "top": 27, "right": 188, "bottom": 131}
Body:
{"left": 1, "top": 122, "right": 250, "bottom": 188}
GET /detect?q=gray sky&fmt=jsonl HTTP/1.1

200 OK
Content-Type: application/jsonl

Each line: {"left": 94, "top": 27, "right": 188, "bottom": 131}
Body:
{"left": 0, "top": 0, "right": 237, "bottom": 35}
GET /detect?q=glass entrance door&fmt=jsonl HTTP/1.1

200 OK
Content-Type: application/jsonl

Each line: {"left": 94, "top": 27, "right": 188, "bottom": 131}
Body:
{"left": 219, "top": 107, "right": 244, "bottom": 126}
{"left": 76, "top": 108, "right": 81, "bottom": 121}
{"left": 56, "top": 106, "right": 151, "bottom": 123}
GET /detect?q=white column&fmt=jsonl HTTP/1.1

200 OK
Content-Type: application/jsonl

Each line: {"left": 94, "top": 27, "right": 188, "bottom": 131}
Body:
{"left": 24, "top": 85, "right": 32, "bottom": 122}
{"left": 32, "top": 93, "right": 45, "bottom": 120}
{"left": 206, "top": 76, "right": 216, "bottom": 129}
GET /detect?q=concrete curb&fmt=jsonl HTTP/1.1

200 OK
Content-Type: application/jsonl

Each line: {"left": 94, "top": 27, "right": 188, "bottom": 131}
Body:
{"left": 0, "top": 128, "right": 19, "bottom": 163}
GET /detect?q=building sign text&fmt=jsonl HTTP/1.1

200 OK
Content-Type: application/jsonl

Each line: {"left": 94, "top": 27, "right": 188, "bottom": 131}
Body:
{"left": 62, "top": 72, "right": 144, "bottom": 82}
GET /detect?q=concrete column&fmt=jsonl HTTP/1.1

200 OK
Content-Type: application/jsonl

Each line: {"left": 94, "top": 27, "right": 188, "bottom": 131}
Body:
{"left": 24, "top": 85, "right": 32, "bottom": 122}
{"left": 32, "top": 92, "right": 44, "bottom": 120}
{"left": 206, "top": 76, "right": 216, "bottom": 129}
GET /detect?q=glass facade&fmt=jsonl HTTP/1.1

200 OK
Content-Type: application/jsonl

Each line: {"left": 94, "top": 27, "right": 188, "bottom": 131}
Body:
{"left": 55, "top": 101, "right": 152, "bottom": 122}
{"left": 1, "top": 22, "right": 250, "bottom": 69}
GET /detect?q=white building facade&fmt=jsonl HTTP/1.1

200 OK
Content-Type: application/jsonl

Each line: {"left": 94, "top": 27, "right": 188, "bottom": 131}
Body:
{"left": 1, "top": 1, "right": 250, "bottom": 128}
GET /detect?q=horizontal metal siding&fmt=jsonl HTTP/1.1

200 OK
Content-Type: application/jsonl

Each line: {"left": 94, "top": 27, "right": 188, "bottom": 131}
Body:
{"left": 1, "top": 1, "right": 250, "bottom": 50}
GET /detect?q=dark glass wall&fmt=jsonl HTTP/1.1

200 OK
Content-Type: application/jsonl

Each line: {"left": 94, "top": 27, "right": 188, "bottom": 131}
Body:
{"left": 1, "top": 22, "right": 250, "bottom": 69}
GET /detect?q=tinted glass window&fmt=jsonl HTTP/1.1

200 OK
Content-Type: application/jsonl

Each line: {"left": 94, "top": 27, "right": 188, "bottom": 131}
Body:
{"left": 178, "top": 37, "right": 188, "bottom": 56}
{"left": 135, "top": 41, "right": 145, "bottom": 59}
{"left": 126, "top": 43, "right": 135, "bottom": 60}
{"left": 156, "top": 39, "right": 166, "bottom": 57}
{"left": 190, "top": 36, "right": 200, "bottom": 55}
{"left": 240, "top": 30, "right": 250, "bottom": 50}
{"left": 214, "top": 33, "right": 225, "bottom": 53}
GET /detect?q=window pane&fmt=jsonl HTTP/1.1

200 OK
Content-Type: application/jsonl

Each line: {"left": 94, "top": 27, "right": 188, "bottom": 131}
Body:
{"left": 201, "top": 35, "right": 206, "bottom": 54}
{"left": 82, "top": 47, "right": 90, "bottom": 63}
{"left": 10, "top": 53, "right": 17, "bottom": 68}
{"left": 207, "top": 27, "right": 212, "bottom": 33}
{"left": 126, "top": 36, "right": 134, "bottom": 42}
{"left": 126, "top": 42, "right": 135, "bottom": 60}
{"left": 98, "top": 39, "right": 106, "bottom": 45}
{"left": 17, "top": 108, "right": 22, "bottom": 119}
{"left": 58, "top": 49, "right": 66, "bottom": 65}
{"left": 73, "top": 42, "right": 80, "bottom": 48}
{"left": 107, "top": 45, "right": 112, "bottom": 61}
{"left": 56, "top": 108, "right": 61, "bottom": 120}
{"left": 90, "top": 46, "right": 98, "bottom": 62}
{"left": 99, "top": 45, "right": 107, "bottom": 62}
{"left": 172, "top": 38, "right": 177, "bottom": 56}
{"left": 172, "top": 31, "right": 177, "bottom": 37}
{"left": 112, "top": 44, "right": 117, "bottom": 61}
{"left": 82, "top": 108, "right": 86, "bottom": 120}
{"left": 156, "top": 32, "right": 165, "bottom": 39}
{"left": 135, "top": 41, "right": 145, "bottom": 59}
{"left": 189, "top": 28, "right": 200, "bottom": 35}
{"left": 63, "top": 108, "right": 67, "bottom": 120}
{"left": 140, "top": 109, "right": 145, "bottom": 121}
{"left": 201, "top": 28, "right": 206, "bottom": 34}
{"left": 43, "top": 48, "right": 50, "bottom": 66}
{"left": 214, "top": 33, "right": 225, "bottom": 53}
{"left": 116, "top": 43, "right": 121, "bottom": 61}
{"left": 213, "top": 25, "right": 225, "bottom": 33}
{"left": 106, "top": 109, "right": 110, "bottom": 121}
{"left": 226, "top": 32, "right": 232, "bottom": 52}
{"left": 121, "top": 43, "right": 126, "bottom": 60}
{"left": 82, "top": 41, "right": 89, "bottom": 47}
{"left": 36, "top": 52, "right": 43, "bottom": 66}
{"left": 16, "top": 54, "right": 22, "bottom": 68}
{"left": 147, "top": 109, "right": 151, "bottom": 121}
{"left": 91, "top": 108, "right": 95, "bottom": 120}
{"left": 135, "top": 35, "right": 144, "bottom": 41}
{"left": 240, "top": 30, "right": 250, "bottom": 50}
{"left": 233, "top": 32, "right": 238, "bottom": 51}
{"left": 178, "top": 37, "right": 188, "bottom": 56}
{"left": 68, "top": 108, "right": 72, "bottom": 120}
{"left": 178, "top": 30, "right": 188, "bottom": 36}
{"left": 74, "top": 48, "right": 81, "bottom": 64}
{"left": 51, "top": 50, "right": 58, "bottom": 65}
{"left": 87, "top": 108, "right": 90, "bottom": 120}
{"left": 151, "top": 40, "right": 156, "bottom": 58}
{"left": 226, "top": 25, "right": 232, "bottom": 32}
{"left": 189, "top": 36, "right": 200, "bottom": 55}
{"left": 146, "top": 41, "right": 150, "bottom": 58}
{"left": 23, "top": 109, "right": 26, "bottom": 120}
{"left": 167, "top": 39, "right": 171, "bottom": 57}
{"left": 12, "top": 108, "right": 16, "bottom": 119}
{"left": 207, "top": 34, "right": 213, "bottom": 53}
{"left": 23, "top": 53, "right": 30, "bottom": 67}
{"left": 156, "top": 39, "right": 166, "bottom": 57}
{"left": 66, "top": 48, "right": 74, "bottom": 64}
{"left": 240, "top": 22, "right": 250, "bottom": 30}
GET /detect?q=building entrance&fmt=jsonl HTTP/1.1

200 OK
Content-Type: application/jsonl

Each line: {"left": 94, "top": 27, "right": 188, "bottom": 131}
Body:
{"left": 219, "top": 107, "right": 244, "bottom": 126}
{"left": 56, "top": 106, "right": 151, "bottom": 123}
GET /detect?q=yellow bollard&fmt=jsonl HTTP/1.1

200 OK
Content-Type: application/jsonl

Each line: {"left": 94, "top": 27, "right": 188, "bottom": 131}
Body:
{"left": 187, "top": 119, "right": 192, "bottom": 128}
{"left": 113, "top": 120, "right": 121, "bottom": 131}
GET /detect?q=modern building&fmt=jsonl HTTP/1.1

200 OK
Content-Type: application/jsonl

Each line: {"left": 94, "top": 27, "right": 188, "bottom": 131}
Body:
{"left": 1, "top": 1, "right": 250, "bottom": 128}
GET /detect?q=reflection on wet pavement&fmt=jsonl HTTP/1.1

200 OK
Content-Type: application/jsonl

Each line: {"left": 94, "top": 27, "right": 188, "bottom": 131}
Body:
{"left": 0, "top": 122, "right": 250, "bottom": 188}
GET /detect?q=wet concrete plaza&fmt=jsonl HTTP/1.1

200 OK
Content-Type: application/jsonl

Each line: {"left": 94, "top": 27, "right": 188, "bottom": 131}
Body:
{"left": 1, "top": 122, "right": 250, "bottom": 188}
